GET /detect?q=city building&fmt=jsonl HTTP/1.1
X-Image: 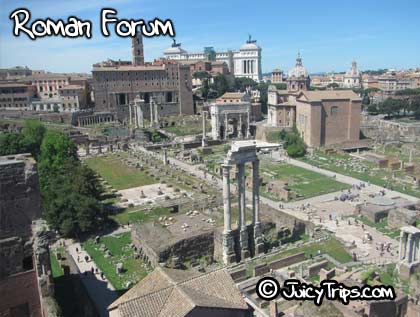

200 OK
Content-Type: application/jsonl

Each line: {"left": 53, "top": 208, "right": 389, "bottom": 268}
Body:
{"left": 343, "top": 60, "right": 362, "bottom": 88}
{"left": 92, "top": 33, "right": 194, "bottom": 121}
{"left": 0, "top": 82, "right": 35, "bottom": 110}
{"left": 378, "top": 70, "right": 412, "bottom": 94}
{"left": 271, "top": 68, "right": 284, "bottom": 83}
{"left": 295, "top": 90, "right": 362, "bottom": 147}
{"left": 108, "top": 267, "right": 251, "bottom": 317}
{"left": 163, "top": 36, "right": 262, "bottom": 81}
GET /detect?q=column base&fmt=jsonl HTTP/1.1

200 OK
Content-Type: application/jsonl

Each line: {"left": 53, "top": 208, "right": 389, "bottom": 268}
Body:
{"left": 254, "top": 222, "right": 265, "bottom": 255}
{"left": 222, "top": 231, "right": 236, "bottom": 265}
{"left": 240, "top": 228, "right": 250, "bottom": 260}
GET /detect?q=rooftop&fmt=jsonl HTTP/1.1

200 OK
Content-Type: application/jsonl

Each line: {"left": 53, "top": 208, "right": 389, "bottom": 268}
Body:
{"left": 298, "top": 90, "right": 362, "bottom": 102}
{"left": 108, "top": 267, "right": 248, "bottom": 317}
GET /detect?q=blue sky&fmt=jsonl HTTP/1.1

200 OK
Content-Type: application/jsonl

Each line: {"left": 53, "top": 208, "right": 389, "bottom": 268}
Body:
{"left": 0, "top": 0, "right": 419, "bottom": 74}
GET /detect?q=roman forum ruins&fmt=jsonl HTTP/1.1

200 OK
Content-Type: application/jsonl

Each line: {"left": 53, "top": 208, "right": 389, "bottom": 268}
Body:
{"left": 222, "top": 141, "right": 264, "bottom": 264}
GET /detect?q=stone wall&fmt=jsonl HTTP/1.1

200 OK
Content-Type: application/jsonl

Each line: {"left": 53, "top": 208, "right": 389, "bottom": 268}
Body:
{"left": 0, "top": 154, "right": 41, "bottom": 239}
{"left": 0, "top": 154, "right": 56, "bottom": 317}
{"left": 308, "top": 260, "right": 329, "bottom": 277}
{"left": 267, "top": 252, "right": 306, "bottom": 270}
{"left": 361, "top": 114, "right": 420, "bottom": 143}
{"left": 132, "top": 224, "right": 214, "bottom": 268}
{"left": 319, "top": 268, "right": 336, "bottom": 280}
{"left": 388, "top": 207, "right": 419, "bottom": 229}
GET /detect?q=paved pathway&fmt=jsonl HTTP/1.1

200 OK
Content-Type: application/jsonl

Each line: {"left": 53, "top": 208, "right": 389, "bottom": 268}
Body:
{"left": 67, "top": 242, "right": 118, "bottom": 317}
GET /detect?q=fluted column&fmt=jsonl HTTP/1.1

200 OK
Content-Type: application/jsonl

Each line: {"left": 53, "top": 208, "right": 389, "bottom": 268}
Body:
{"left": 253, "top": 159, "right": 264, "bottom": 255}
{"left": 149, "top": 101, "right": 154, "bottom": 128}
{"left": 222, "top": 165, "right": 232, "bottom": 233}
{"left": 224, "top": 113, "right": 228, "bottom": 140}
{"left": 202, "top": 111, "right": 207, "bottom": 147}
{"left": 247, "top": 110, "right": 251, "bottom": 138}
{"left": 129, "top": 103, "right": 132, "bottom": 126}
{"left": 237, "top": 163, "right": 249, "bottom": 259}
{"left": 222, "top": 164, "right": 235, "bottom": 264}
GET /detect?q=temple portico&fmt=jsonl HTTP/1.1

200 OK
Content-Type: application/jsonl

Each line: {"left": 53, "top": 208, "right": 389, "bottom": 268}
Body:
{"left": 398, "top": 226, "right": 420, "bottom": 279}
{"left": 221, "top": 141, "right": 264, "bottom": 265}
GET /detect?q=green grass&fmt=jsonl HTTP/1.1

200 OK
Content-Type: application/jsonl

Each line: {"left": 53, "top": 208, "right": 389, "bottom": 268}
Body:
{"left": 260, "top": 162, "right": 350, "bottom": 201}
{"left": 50, "top": 252, "right": 64, "bottom": 278}
{"left": 161, "top": 116, "right": 211, "bottom": 136}
{"left": 110, "top": 207, "right": 172, "bottom": 225}
{"left": 358, "top": 216, "right": 401, "bottom": 240}
{"left": 84, "top": 154, "right": 156, "bottom": 190}
{"left": 82, "top": 232, "right": 150, "bottom": 291}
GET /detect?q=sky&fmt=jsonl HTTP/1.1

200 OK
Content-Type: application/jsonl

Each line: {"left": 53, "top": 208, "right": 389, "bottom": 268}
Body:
{"left": 0, "top": 0, "right": 419, "bottom": 74}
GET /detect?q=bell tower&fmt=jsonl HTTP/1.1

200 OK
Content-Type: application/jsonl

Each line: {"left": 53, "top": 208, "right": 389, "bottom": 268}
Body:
{"left": 132, "top": 31, "right": 144, "bottom": 66}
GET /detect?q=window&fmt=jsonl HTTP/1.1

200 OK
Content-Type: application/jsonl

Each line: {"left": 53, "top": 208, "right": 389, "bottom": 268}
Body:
{"left": 331, "top": 106, "right": 338, "bottom": 116}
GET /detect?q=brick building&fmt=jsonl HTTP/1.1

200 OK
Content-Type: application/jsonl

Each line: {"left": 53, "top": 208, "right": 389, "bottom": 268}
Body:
{"left": 0, "top": 82, "right": 35, "bottom": 110}
{"left": 92, "top": 33, "right": 194, "bottom": 121}
{"left": 295, "top": 90, "right": 362, "bottom": 147}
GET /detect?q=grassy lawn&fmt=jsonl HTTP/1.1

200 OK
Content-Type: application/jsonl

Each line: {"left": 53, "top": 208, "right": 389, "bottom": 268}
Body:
{"left": 110, "top": 207, "right": 172, "bottom": 225}
{"left": 260, "top": 161, "right": 350, "bottom": 201}
{"left": 84, "top": 154, "right": 156, "bottom": 190}
{"left": 358, "top": 216, "right": 401, "bottom": 240}
{"left": 82, "top": 232, "right": 150, "bottom": 291}
{"left": 299, "top": 151, "right": 420, "bottom": 199}
{"left": 50, "top": 252, "right": 64, "bottom": 278}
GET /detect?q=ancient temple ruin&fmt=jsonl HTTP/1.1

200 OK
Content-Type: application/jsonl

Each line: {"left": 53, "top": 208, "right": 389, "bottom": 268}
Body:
{"left": 222, "top": 141, "right": 264, "bottom": 264}
{"left": 398, "top": 226, "right": 420, "bottom": 279}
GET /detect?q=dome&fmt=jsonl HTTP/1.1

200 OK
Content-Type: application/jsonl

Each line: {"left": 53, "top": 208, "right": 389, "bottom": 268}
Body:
{"left": 345, "top": 61, "right": 360, "bottom": 77}
{"left": 288, "top": 54, "right": 308, "bottom": 78}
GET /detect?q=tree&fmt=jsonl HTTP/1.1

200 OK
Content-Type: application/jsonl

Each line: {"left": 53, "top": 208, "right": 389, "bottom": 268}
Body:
{"left": 21, "top": 119, "right": 46, "bottom": 159}
{"left": 0, "top": 133, "right": 26, "bottom": 155}
{"left": 210, "top": 74, "right": 229, "bottom": 97}
{"left": 327, "top": 83, "right": 339, "bottom": 89}
{"left": 378, "top": 98, "right": 403, "bottom": 118}
{"left": 38, "top": 130, "right": 78, "bottom": 182}
{"left": 233, "top": 77, "right": 257, "bottom": 91}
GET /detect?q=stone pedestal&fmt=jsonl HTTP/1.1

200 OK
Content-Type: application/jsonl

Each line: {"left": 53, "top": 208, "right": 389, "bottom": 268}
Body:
{"left": 240, "top": 228, "right": 250, "bottom": 260}
{"left": 254, "top": 222, "right": 265, "bottom": 255}
{"left": 222, "top": 231, "right": 236, "bottom": 265}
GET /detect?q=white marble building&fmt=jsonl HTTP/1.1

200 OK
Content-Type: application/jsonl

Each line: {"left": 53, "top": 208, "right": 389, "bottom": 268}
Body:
{"left": 343, "top": 60, "right": 362, "bottom": 88}
{"left": 163, "top": 36, "right": 262, "bottom": 81}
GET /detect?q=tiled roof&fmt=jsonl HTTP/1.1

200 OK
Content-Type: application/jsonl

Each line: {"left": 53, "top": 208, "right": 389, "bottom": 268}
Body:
{"left": 298, "top": 90, "right": 362, "bottom": 102}
{"left": 109, "top": 267, "right": 248, "bottom": 317}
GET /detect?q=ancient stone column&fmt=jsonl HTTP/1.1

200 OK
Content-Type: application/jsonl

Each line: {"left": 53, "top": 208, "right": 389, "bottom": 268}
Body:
{"left": 222, "top": 164, "right": 235, "bottom": 264}
{"left": 399, "top": 231, "right": 407, "bottom": 261}
{"left": 154, "top": 101, "right": 159, "bottom": 128}
{"left": 247, "top": 110, "right": 251, "bottom": 138}
{"left": 129, "top": 103, "right": 133, "bottom": 126}
{"left": 224, "top": 113, "right": 228, "bottom": 140}
{"left": 252, "top": 159, "right": 264, "bottom": 255}
{"left": 223, "top": 165, "right": 232, "bottom": 232}
{"left": 149, "top": 101, "right": 154, "bottom": 128}
{"left": 163, "top": 149, "right": 167, "bottom": 166}
{"left": 202, "top": 111, "right": 207, "bottom": 147}
{"left": 238, "top": 115, "right": 243, "bottom": 139}
{"left": 133, "top": 104, "right": 138, "bottom": 128}
{"left": 407, "top": 233, "right": 414, "bottom": 263}
{"left": 237, "top": 163, "right": 249, "bottom": 259}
